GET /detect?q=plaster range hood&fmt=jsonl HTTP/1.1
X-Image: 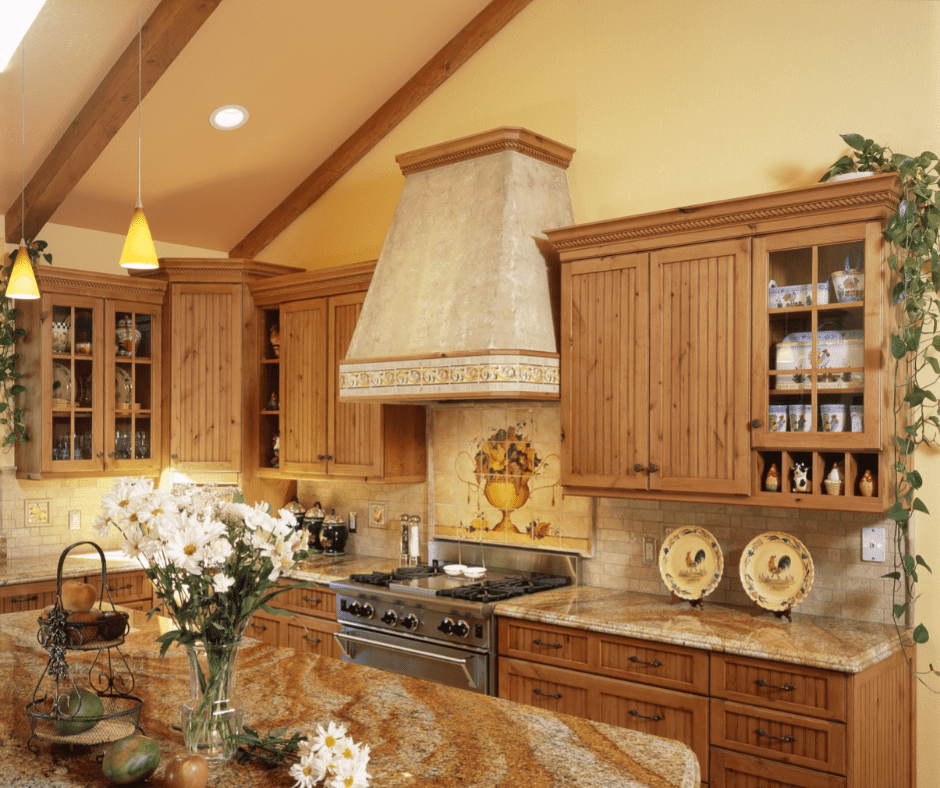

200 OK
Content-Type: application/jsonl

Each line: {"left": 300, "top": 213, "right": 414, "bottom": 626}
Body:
{"left": 338, "top": 127, "right": 575, "bottom": 403}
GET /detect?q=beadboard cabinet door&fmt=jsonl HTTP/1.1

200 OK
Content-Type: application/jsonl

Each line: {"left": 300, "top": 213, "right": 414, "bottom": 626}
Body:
{"left": 561, "top": 238, "right": 749, "bottom": 495}
{"left": 169, "top": 283, "right": 242, "bottom": 472}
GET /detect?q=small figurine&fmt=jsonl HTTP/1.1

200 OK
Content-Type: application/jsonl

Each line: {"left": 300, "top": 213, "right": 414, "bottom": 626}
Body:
{"left": 269, "top": 325, "right": 280, "bottom": 358}
{"left": 765, "top": 463, "right": 779, "bottom": 492}
{"left": 792, "top": 462, "right": 811, "bottom": 493}
{"left": 859, "top": 469, "right": 876, "bottom": 497}
{"left": 271, "top": 433, "right": 280, "bottom": 467}
{"left": 824, "top": 462, "right": 844, "bottom": 495}
{"left": 267, "top": 391, "right": 278, "bottom": 411}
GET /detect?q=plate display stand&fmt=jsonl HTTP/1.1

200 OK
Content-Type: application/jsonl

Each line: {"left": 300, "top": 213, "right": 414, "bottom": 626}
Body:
{"left": 772, "top": 605, "right": 793, "bottom": 623}
{"left": 669, "top": 591, "right": 705, "bottom": 609}
{"left": 23, "top": 542, "right": 143, "bottom": 753}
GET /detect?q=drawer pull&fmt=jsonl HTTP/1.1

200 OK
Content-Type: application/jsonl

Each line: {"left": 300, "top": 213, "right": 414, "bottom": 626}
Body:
{"left": 755, "top": 678, "right": 795, "bottom": 691}
{"left": 532, "top": 638, "right": 562, "bottom": 649}
{"left": 249, "top": 622, "right": 267, "bottom": 631}
{"left": 628, "top": 709, "right": 664, "bottom": 722}
{"left": 533, "top": 688, "right": 562, "bottom": 699}
{"left": 11, "top": 594, "right": 39, "bottom": 604}
{"left": 755, "top": 727, "right": 795, "bottom": 743}
{"left": 302, "top": 595, "right": 323, "bottom": 605}
{"left": 302, "top": 635, "right": 322, "bottom": 644}
{"left": 108, "top": 583, "right": 133, "bottom": 592}
{"left": 628, "top": 655, "right": 663, "bottom": 668}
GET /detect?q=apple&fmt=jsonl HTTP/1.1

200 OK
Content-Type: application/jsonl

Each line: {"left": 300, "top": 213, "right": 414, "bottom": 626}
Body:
{"left": 66, "top": 611, "right": 99, "bottom": 645}
{"left": 163, "top": 755, "right": 209, "bottom": 788}
{"left": 61, "top": 580, "right": 97, "bottom": 612}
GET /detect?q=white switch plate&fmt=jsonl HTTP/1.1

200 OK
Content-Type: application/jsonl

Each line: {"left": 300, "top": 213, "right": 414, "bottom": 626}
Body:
{"left": 643, "top": 536, "right": 658, "bottom": 565}
{"left": 862, "top": 526, "right": 885, "bottom": 562}
{"left": 68, "top": 511, "right": 81, "bottom": 531}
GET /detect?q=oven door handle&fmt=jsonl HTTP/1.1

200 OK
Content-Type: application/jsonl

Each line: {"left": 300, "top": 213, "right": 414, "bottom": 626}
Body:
{"left": 333, "top": 631, "right": 480, "bottom": 688}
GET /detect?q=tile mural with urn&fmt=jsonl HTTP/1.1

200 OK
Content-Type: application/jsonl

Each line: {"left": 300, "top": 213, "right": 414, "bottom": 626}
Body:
{"left": 432, "top": 405, "right": 592, "bottom": 555}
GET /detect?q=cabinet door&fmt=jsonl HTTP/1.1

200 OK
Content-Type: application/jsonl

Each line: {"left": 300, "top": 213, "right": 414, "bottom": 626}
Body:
{"left": 281, "top": 298, "right": 328, "bottom": 475}
{"left": 169, "top": 284, "right": 242, "bottom": 471}
{"left": 561, "top": 253, "right": 650, "bottom": 489}
{"left": 650, "top": 238, "right": 750, "bottom": 494}
{"left": 283, "top": 614, "right": 341, "bottom": 659}
{"left": 107, "top": 300, "right": 161, "bottom": 473}
{"left": 329, "top": 293, "right": 382, "bottom": 477}
{"left": 245, "top": 610, "right": 282, "bottom": 646}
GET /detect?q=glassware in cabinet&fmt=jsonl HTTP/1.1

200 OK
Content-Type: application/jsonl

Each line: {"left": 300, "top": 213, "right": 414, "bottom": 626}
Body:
{"left": 259, "top": 308, "right": 281, "bottom": 470}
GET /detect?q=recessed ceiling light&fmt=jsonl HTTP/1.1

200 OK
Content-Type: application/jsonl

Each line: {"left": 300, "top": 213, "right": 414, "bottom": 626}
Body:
{"left": 209, "top": 104, "right": 249, "bottom": 130}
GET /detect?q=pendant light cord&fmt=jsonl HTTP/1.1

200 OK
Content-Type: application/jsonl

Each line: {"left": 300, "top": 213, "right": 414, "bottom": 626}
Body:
{"left": 21, "top": 43, "right": 25, "bottom": 243}
{"left": 137, "top": 0, "right": 142, "bottom": 205}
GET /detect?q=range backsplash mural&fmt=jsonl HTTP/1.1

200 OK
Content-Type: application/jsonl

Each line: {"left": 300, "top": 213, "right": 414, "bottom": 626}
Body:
{"left": 432, "top": 405, "right": 592, "bottom": 555}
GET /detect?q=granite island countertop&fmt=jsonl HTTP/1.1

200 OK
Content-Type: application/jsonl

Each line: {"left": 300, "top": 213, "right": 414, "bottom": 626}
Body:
{"left": 494, "top": 585, "right": 908, "bottom": 673}
{"left": 1, "top": 609, "right": 700, "bottom": 788}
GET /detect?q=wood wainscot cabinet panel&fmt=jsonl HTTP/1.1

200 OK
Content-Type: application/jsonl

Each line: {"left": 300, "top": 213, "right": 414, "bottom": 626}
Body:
{"left": 16, "top": 268, "right": 166, "bottom": 479}
{"left": 244, "top": 609, "right": 282, "bottom": 647}
{"left": 87, "top": 569, "right": 154, "bottom": 610}
{"left": 250, "top": 263, "right": 426, "bottom": 483}
{"left": 273, "top": 582, "right": 337, "bottom": 621}
{"left": 0, "top": 579, "right": 59, "bottom": 614}
{"left": 546, "top": 174, "right": 903, "bottom": 511}
{"left": 711, "top": 749, "right": 845, "bottom": 788}
{"left": 559, "top": 239, "right": 750, "bottom": 496}
{"left": 283, "top": 614, "right": 341, "bottom": 660}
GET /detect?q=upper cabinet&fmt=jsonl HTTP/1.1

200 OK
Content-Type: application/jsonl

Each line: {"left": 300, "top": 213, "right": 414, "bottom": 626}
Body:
{"left": 547, "top": 174, "right": 901, "bottom": 511}
{"left": 15, "top": 268, "right": 166, "bottom": 479}
{"left": 250, "top": 262, "right": 426, "bottom": 483}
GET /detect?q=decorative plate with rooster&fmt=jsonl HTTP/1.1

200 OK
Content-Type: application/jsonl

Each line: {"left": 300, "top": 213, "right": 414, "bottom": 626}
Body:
{"left": 658, "top": 526, "right": 723, "bottom": 600}
{"left": 740, "top": 532, "right": 814, "bottom": 611}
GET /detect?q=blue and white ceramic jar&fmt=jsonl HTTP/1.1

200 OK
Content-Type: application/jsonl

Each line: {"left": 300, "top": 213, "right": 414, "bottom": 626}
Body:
{"left": 820, "top": 403, "right": 845, "bottom": 432}
{"left": 768, "top": 404, "right": 788, "bottom": 432}
{"left": 787, "top": 403, "right": 812, "bottom": 432}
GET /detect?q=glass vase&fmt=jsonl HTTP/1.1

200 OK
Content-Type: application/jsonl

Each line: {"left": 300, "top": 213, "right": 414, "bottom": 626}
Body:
{"left": 181, "top": 640, "right": 243, "bottom": 762}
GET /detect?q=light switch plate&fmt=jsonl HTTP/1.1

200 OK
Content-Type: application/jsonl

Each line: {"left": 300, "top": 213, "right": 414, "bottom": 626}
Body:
{"left": 862, "top": 526, "right": 885, "bottom": 562}
{"left": 68, "top": 511, "right": 81, "bottom": 531}
{"left": 643, "top": 536, "right": 658, "bottom": 565}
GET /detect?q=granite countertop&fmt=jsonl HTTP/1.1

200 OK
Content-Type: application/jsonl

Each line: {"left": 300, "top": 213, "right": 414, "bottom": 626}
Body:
{"left": 1, "top": 609, "right": 699, "bottom": 788}
{"left": 494, "top": 585, "right": 907, "bottom": 673}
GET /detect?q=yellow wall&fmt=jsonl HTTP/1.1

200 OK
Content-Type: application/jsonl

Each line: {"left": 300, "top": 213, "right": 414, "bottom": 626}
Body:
{"left": 258, "top": 1, "right": 940, "bottom": 784}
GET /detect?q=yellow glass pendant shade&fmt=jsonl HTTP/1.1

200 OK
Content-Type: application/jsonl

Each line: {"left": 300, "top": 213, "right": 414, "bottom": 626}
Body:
{"left": 119, "top": 203, "right": 159, "bottom": 270}
{"left": 5, "top": 241, "right": 39, "bottom": 299}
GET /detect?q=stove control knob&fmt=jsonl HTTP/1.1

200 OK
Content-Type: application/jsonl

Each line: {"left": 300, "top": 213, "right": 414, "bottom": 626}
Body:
{"left": 401, "top": 614, "right": 419, "bottom": 631}
{"left": 381, "top": 609, "right": 399, "bottom": 626}
{"left": 453, "top": 620, "right": 470, "bottom": 638}
{"left": 438, "top": 617, "right": 454, "bottom": 635}
{"left": 359, "top": 603, "right": 375, "bottom": 619}
{"left": 348, "top": 602, "right": 362, "bottom": 616}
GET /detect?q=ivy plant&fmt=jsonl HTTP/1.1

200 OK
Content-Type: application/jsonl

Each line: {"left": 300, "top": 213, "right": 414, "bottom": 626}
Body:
{"left": 822, "top": 134, "right": 940, "bottom": 678}
{"left": 0, "top": 239, "right": 50, "bottom": 446}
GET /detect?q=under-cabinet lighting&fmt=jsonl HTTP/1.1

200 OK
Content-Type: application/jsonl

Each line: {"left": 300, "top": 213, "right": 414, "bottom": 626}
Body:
{"left": 0, "top": 0, "right": 47, "bottom": 72}
{"left": 210, "top": 104, "right": 249, "bottom": 130}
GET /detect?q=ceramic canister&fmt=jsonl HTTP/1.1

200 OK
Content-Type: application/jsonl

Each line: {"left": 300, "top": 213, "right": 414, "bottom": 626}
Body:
{"left": 775, "top": 325, "right": 864, "bottom": 390}
{"left": 788, "top": 403, "right": 812, "bottom": 432}
{"left": 820, "top": 403, "right": 846, "bottom": 432}
{"left": 768, "top": 281, "right": 829, "bottom": 309}
{"left": 319, "top": 510, "right": 348, "bottom": 556}
{"left": 304, "top": 502, "right": 326, "bottom": 553}
{"left": 850, "top": 404, "right": 863, "bottom": 433}
{"left": 768, "top": 404, "right": 788, "bottom": 432}
{"left": 832, "top": 270, "right": 865, "bottom": 303}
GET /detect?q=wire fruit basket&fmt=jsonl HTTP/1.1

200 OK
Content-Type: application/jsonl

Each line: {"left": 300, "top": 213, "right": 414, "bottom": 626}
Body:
{"left": 24, "top": 542, "right": 143, "bottom": 752}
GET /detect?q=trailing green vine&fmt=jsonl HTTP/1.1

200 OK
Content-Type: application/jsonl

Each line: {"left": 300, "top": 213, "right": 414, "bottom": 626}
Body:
{"left": 822, "top": 134, "right": 940, "bottom": 678}
{"left": 0, "top": 239, "right": 50, "bottom": 446}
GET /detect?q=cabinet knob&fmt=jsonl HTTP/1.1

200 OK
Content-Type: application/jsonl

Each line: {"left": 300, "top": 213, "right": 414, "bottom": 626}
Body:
{"left": 751, "top": 419, "right": 762, "bottom": 429}
{"left": 171, "top": 453, "right": 178, "bottom": 460}
{"left": 318, "top": 454, "right": 325, "bottom": 461}
{"left": 634, "top": 464, "right": 645, "bottom": 473}
{"left": 648, "top": 464, "right": 659, "bottom": 473}
{"left": 108, "top": 451, "right": 116, "bottom": 458}
{"left": 97, "top": 452, "right": 104, "bottom": 458}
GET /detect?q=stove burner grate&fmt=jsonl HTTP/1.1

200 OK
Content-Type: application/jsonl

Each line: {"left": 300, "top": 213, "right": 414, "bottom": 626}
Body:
{"left": 436, "top": 574, "right": 569, "bottom": 603}
{"left": 349, "top": 565, "right": 443, "bottom": 588}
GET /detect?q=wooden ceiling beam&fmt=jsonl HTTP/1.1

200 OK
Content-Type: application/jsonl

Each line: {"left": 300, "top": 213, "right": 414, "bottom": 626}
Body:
{"left": 229, "top": 0, "right": 535, "bottom": 260}
{"left": 4, "top": 0, "right": 224, "bottom": 245}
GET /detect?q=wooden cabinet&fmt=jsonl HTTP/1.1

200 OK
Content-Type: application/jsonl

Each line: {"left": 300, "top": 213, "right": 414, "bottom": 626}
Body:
{"left": 15, "top": 268, "right": 166, "bottom": 479}
{"left": 261, "top": 582, "right": 341, "bottom": 659}
{"left": 131, "top": 258, "right": 302, "bottom": 477}
{"left": 87, "top": 569, "right": 154, "bottom": 612}
{"left": 560, "top": 239, "right": 749, "bottom": 495}
{"left": 250, "top": 263, "right": 426, "bottom": 482}
{"left": 0, "top": 579, "right": 59, "bottom": 614}
{"left": 546, "top": 174, "right": 902, "bottom": 511}
{"left": 497, "top": 616, "right": 915, "bottom": 788}
{"left": 0, "top": 570, "right": 154, "bottom": 615}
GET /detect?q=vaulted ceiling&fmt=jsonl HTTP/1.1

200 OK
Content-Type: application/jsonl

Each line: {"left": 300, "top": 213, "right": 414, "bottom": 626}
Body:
{"left": 0, "top": 0, "right": 531, "bottom": 256}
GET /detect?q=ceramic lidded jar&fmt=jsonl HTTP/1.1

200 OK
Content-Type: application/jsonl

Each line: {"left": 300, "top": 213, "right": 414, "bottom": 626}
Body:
{"left": 319, "top": 509, "right": 348, "bottom": 556}
{"left": 285, "top": 496, "right": 305, "bottom": 533}
{"left": 303, "top": 502, "right": 326, "bottom": 553}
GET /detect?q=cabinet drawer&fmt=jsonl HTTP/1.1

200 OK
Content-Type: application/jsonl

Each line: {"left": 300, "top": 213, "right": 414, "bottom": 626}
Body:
{"left": 711, "top": 748, "right": 845, "bottom": 788}
{"left": 275, "top": 583, "right": 336, "bottom": 620}
{"left": 245, "top": 610, "right": 282, "bottom": 647}
{"left": 597, "top": 633, "right": 708, "bottom": 694}
{"left": 283, "top": 614, "right": 341, "bottom": 659}
{"left": 89, "top": 570, "right": 152, "bottom": 605}
{"left": 498, "top": 619, "right": 590, "bottom": 669}
{"left": 710, "top": 699, "right": 845, "bottom": 775}
{"left": 0, "top": 579, "right": 59, "bottom": 614}
{"left": 500, "top": 657, "right": 709, "bottom": 777}
{"left": 711, "top": 653, "right": 846, "bottom": 722}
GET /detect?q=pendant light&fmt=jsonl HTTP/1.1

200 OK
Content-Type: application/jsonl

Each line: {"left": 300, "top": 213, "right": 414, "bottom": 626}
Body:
{"left": 118, "top": 0, "right": 158, "bottom": 270}
{"left": 6, "top": 42, "right": 40, "bottom": 300}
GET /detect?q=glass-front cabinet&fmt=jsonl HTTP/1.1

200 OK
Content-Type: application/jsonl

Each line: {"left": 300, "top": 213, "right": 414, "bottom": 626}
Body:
{"left": 751, "top": 220, "right": 890, "bottom": 505}
{"left": 17, "top": 269, "right": 166, "bottom": 478}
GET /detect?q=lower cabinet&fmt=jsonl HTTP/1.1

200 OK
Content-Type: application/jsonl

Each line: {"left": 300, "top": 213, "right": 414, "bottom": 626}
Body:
{"left": 0, "top": 579, "right": 60, "bottom": 614}
{"left": 0, "top": 569, "right": 155, "bottom": 615}
{"left": 497, "top": 617, "right": 914, "bottom": 788}
{"left": 259, "top": 582, "right": 341, "bottom": 659}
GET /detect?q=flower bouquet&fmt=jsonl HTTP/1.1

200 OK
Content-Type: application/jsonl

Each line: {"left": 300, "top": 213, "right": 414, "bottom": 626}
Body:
{"left": 95, "top": 477, "right": 309, "bottom": 761}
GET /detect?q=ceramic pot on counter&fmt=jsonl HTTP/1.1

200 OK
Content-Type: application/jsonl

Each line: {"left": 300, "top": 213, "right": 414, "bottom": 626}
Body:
{"left": 304, "top": 502, "right": 326, "bottom": 553}
{"left": 285, "top": 496, "right": 305, "bottom": 534}
{"left": 319, "top": 510, "right": 348, "bottom": 556}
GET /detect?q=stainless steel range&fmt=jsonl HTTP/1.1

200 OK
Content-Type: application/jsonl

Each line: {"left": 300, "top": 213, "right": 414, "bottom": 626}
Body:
{"left": 329, "top": 542, "right": 579, "bottom": 695}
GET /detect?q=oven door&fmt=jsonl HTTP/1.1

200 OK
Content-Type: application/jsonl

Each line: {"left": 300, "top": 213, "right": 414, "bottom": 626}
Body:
{"left": 335, "top": 624, "right": 489, "bottom": 694}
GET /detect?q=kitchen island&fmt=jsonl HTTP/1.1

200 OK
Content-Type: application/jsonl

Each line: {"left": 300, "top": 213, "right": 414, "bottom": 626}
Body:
{"left": 1, "top": 607, "right": 700, "bottom": 787}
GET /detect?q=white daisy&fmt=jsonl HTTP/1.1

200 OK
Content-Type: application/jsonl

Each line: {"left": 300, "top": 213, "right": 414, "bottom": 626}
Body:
{"left": 212, "top": 572, "right": 235, "bottom": 594}
{"left": 312, "top": 721, "right": 348, "bottom": 754}
{"left": 164, "top": 513, "right": 211, "bottom": 574}
{"left": 328, "top": 757, "right": 371, "bottom": 788}
{"left": 289, "top": 752, "right": 325, "bottom": 788}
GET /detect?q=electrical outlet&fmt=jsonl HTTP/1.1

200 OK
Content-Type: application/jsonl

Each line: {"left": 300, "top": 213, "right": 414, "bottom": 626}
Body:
{"left": 862, "top": 527, "right": 885, "bottom": 562}
{"left": 68, "top": 511, "right": 81, "bottom": 531}
{"left": 348, "top": 512, "right": 358, "bottom": 533}
{"left": 643, "top": 536, "right": 658, "bottom": 565}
